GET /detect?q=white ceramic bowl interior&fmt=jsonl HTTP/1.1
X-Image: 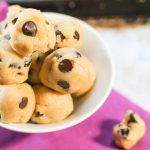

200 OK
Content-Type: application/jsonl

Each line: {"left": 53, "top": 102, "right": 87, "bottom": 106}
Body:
{"left": 0, "top": 12, "right": 114, "bottom": 133}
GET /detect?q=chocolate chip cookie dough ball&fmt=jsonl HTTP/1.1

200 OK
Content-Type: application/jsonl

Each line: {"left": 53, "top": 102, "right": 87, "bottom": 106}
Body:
{"left": 31, "top": 85, "right": 73, "bottom": 124}
{"left": 113, "top": 110, "right": 146, "bottom": 149}
{"left": 1, "top": 5, "right": 24, "bottom": 35}
{"left": 51, "top": 19, "right": 82, "bottom": 48}
{"left": 9, "top": 8, "right": 56, "bottom": 56}
{"left": 28, "top": 49, "right": 56, "bottom": 85}
{"left": 6, "top": 5, "right": 23, "bottom": 22}
{"left": 0, "top": 83, "right": 35, "bottom": 123}
{"left": 0, "top": 37, "right": 31, "bottom": 84}
{"left": 39, "top": 48, "right": 89, "bottom": 94}
{"left": 27, "top": 51, "right": 44, "bottom": 85}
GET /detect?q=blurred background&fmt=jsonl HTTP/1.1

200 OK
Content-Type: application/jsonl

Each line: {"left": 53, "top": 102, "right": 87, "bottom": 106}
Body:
{"left": 7, "top": 0, "right": 150, "bottom": 27}
{"left": 6, "top": 0, "right": 150, "bottom": 17}
{"left": 5, "top": 0, "right": 150, "bottom": 111}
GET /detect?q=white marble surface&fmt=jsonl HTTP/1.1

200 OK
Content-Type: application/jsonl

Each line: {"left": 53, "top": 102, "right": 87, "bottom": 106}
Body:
{"left": 98, "top": 25, "right": 150, "bottom": 112}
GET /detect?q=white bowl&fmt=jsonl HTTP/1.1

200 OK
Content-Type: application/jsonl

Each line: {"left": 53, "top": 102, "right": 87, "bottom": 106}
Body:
{"left": 0, "top": 12, "right": 114, "bottom": 133}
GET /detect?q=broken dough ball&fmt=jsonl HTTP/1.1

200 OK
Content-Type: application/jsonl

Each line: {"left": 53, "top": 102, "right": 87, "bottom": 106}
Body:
{"left": 113, "top": 110, "right": 146, "bottom": 149}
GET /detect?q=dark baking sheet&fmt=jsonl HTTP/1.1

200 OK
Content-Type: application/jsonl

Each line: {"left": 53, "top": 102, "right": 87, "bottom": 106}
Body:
{"left": 6, "top": 0, "right": 150, "bottom": 17}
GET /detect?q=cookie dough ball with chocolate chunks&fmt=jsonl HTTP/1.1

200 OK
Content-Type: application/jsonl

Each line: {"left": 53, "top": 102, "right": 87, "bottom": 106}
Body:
{"left": 0, "top": 83, "right": 35, "bottom": 123}
{"left": 28, "top": 49, "right": 56, "bottom": 85}
{"left": 1, "top": 5, "right": 24, "bottom": 35}
{"left": 6, "top": 5, "right": 23, "bottom": 23}
{"left": 9, "top": 8, "right": 56, "bottom": 56}
{"left": 31, "top": 85, "right": 73, "bottom": 124}
{"left": 39, "top": 48, "right": 89, "bottom": 94}
{"left": 0, "top": 37, "right": 31, "bottom": 84}
{"left": 122, "top": 110, "right": 146, "bottom": 139}
{"left": 113, "top": 110, "right": 146, "bottom": 149}
{"left": 50, "top": 19, "right": 82, "bottom": 48}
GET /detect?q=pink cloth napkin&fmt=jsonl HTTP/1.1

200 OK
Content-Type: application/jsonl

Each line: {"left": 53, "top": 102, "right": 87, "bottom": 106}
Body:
{"left": 0, "top": 90, "right": 149, "bottom": 150}
{"left": 0, "top": 1, "right": 8, "bottom": 21}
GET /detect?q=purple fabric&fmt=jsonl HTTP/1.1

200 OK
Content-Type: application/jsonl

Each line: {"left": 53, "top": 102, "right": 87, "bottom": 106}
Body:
{"left": 0, "top": 1, "right": 8, "bottom": 21}
{"left": 0, "top": 90, "right": 149, "bottom": 150}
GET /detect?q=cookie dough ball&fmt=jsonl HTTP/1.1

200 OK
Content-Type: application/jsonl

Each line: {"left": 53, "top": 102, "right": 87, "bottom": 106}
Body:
{"left": 6, "top": 5, "right": 23, "bottom": 22}
{"left": 0, "top": 37, "right": 31, "bottom": 84}
{"left": 28, "top": 49, "right": 56, "bottom": 85}
{"left": 51, "top": 19, "right": 82, "bottom": 48}
{"left": 39, "top": 48, "right": 90, "bottom": 94}
{"left": 1, "top": 5, "right": 23, "bottom": 35}
{"left": 31, "top": 85, "right": 73, "bottom": 124}
{"left": 113, "top": 111, "right": 146, "bottom": 149}
{"left": 9, "top": 8, "right": 56, "bottom": 56}
{"left": 27, "top": 51, "right": 45, "bottom": 85}
{"left": 0, "top": 83, "right": 35, "bottom": 123}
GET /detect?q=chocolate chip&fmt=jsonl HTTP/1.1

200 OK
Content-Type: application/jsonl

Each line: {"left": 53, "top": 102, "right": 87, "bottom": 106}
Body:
{"left": 18, "top": 66, "right": 21, "bottom": 69}
{"left": 4, "top": 34, "right": 11, "bottom": 40}
{"left": 36, "top": 56, "right": 41, "bottom": 64}
{"left": 28, "top": 69, "right": 32, "bottom": 75}
{"left": 46, "top": 48, "right": 57, "bottom": 55}
{"left": 73, "top": 30, "right": 80, "bottom": 40}
{"left": 12, "top": 18, "right": 18, "bottom": 24}
{"left": 17, "top": 72, "right": 23, "bottom": 75}
{"left": 19, "top": 97, "right": 28, "bottom": 109}
{"left": 119, "top": 128, "right": 130, "bottom": 137}
{"left": 22, "top": 21, "right": 37, "bottom": 37}
{"left": 0, "top": 58, "right": 2, "bottom": 62}
{"left": 57, "top": 80, "right": 70, "bottom": 89}
{"left": 35, "top": 112, "right": 44, "bottom": 117}
{"left": 59, "top": 59, "right": 73, "bottom": 73}
{"left": 9, "top": 63, "right": 18, "bottom": 68}
{"left": 45, "top": 20, "right": 49, "bottom": 25}
{"left": 4, "top": 23, "right": 8, "bottom": 29}
{"left": 24, "top": 59, "right": 31, "bottom": 67}
{"left": 54, "top": 25, "right": 58, "bottom": 28}
{"left": 76, "top": 51, "right": 82, "bottom": 58}
{"left": 55, "top": 54, "right": 62, "bottom": 60}
{"left": 128, "top": 113, "right": 137, "bottom": 124}
{"left": 56, "top": 30, "right": 65, "bottom": 41}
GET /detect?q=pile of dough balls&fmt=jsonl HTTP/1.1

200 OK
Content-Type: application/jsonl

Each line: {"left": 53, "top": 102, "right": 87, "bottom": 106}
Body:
{"left": 0, "top": 5, "right": 96, "bottom": 124}
{"left": 113, "top": 110, "right": 146, "bottom": 149}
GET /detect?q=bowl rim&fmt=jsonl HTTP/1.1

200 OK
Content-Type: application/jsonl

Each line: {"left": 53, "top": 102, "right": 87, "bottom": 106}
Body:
{"left": 0, "top": 12, "right": 115, "bottom": 133}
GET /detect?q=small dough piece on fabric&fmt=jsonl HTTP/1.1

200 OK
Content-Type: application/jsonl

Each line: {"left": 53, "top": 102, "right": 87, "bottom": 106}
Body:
{"left": 0, "top": 37, "right": 31, "bottom": 84}
{"left": 31, "top": 85, "right": 73, "bottom": 124}
{"left": 9, "top": 8, "right": 56, "bottom": 56}
{"left": 0, "top": 83, "right": 35, "bottom": 123}
{"left": 50, "top": 19, "right": 83, "bottom": 48}
{"left": 39, "top": 47, "right": 90, "bottom": 94}
{"left": 113, "top": 110, "right": 146, "bottom": 149}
